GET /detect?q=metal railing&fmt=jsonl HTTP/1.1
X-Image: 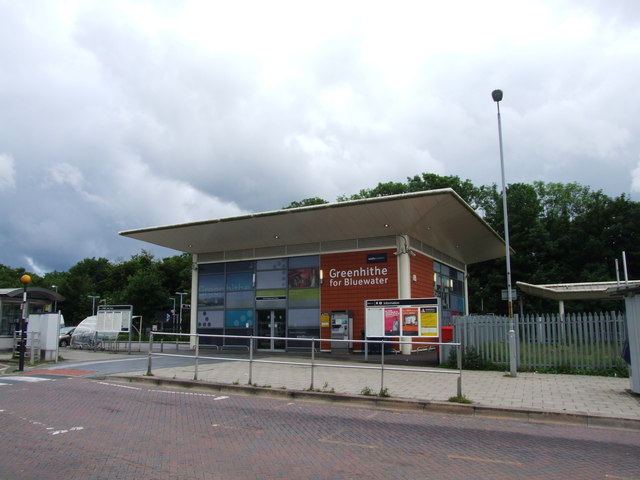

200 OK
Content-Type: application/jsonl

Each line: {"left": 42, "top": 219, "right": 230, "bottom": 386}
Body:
{"left": 146, "top": 331, "right": 463, "bottom": 398}
{"left": 457, "top": 312, "right": 627, "bottom": 370}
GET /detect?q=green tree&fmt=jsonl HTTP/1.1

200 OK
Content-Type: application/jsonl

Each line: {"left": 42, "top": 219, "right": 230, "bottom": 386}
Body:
{"left": 283, "top": 197, "right": 329, "bottom": 209}
{"left": 339, "top": 181, "right": 408, "bottom": 201}
{"left": 0, "top": 265, "right": 35, "bottom": 287}
{"left": 59, "top": 258, "right": 112, "bottom": 324}
{"left": 120, "top": 267, "right": 167, "bottom": 331}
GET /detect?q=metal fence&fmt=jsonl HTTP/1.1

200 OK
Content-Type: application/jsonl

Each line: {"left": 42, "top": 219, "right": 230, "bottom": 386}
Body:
{"left": 146, "top": 332, "right": 463, "bottom": 398}
{"left": 455, "top": 312, "right": 627, "bottom": 370}
{"left": 12, "top": 331, "right": 40, "bottom": 364}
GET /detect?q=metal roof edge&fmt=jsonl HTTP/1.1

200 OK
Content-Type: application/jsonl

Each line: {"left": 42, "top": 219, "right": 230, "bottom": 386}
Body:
{"left": 119, "top": 189, "right": 480, "bottom": 237}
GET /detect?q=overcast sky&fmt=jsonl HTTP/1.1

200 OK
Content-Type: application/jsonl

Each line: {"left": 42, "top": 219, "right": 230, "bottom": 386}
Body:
{"left": 1, "top": 0, "right": 640, "bottom": 275}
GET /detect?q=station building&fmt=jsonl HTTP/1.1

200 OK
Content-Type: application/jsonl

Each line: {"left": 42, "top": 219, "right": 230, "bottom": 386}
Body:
{"left": 120, "top": 190, "right": 506, "bottom": 352}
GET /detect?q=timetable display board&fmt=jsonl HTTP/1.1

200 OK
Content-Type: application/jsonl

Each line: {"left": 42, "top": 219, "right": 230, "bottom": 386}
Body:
{"left": 365, "top": 298, "right": 439, "bottom": 337}
{"left": 97, "top": 305, "right": 133, "bottom": 332}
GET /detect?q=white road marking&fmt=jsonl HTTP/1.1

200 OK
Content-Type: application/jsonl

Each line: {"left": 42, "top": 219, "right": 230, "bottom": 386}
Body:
{"left": 3, "top": 376, "right": 51, "bottom": 382}
{"left": 96, "top": 381, "right": 229, "bottom": 400}
{"left": 96, "top": 381, "right": 141, "bottom": 390}
{"left": 148, "top": 389, "right": 229, "bottom": 399}
{"left": 51, "top": 426, "right": 84, "bottom": 436}
{"left": 0, "top": 409, "right": 84, "bottom": 436}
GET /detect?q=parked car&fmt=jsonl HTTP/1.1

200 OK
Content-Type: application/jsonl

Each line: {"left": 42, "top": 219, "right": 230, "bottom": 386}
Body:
{"left": 59, "top": 326, "right": 75, "bottom": 347}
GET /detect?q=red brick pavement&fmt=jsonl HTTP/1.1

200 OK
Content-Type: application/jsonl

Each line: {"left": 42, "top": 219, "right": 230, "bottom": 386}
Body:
{"left": 20, "top": 369, "right": 96, "bottom": 376}
{"left": 0, "top": 377, "right": 639, "bottom": 479}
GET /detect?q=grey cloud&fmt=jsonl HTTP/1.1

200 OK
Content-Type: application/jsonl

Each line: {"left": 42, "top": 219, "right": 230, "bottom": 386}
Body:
{"left": 1, "top": 1, "right": 640, "bottom": 273}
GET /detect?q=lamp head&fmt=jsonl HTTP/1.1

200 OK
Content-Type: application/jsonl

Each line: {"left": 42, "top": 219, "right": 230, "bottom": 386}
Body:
{"left": 20, "top": 274, "right": 31, "bottom": 285}
{"left": 492, "top": 89, "right": 503, "bottom": 102}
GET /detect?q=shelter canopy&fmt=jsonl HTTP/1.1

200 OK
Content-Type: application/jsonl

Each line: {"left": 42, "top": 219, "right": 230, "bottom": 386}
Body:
{"left": 517, "top": 281, "right": 640, "bottom": 301}
{"left": 0, "top": 287, "right": 65, "bottom": 305}
{"left": 120, "top": 189, "right": 507, "bottom": 265}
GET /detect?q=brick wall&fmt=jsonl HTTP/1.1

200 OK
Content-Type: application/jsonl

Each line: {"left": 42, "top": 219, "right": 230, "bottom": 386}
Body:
{"left": 410, "top": 252, "right": 435, "bottom": 298}
{"left": 320, "top": 249, "right": 398, "bottom": 346}
{"left": 319, "top": 249, "right": 438, "bottom": 350}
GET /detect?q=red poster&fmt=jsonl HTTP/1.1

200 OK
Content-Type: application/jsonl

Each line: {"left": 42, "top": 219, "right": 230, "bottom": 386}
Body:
{"left": 384, "top": 308, "right": 401, "bottom": 336}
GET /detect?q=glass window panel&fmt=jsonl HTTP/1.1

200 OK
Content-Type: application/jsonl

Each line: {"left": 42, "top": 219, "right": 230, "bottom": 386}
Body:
{"left": 225, "top": 310, "right": 254, "bottom": 328}
{"left": 457, "top": 296, "right": 465, "bottom": 313}
{"left": 226, "top": 272, "right": 254, "bottom": 291}
{"left": 257, "top": 258, "right": 287, "bottom": 270}
{"left": 197, "top": 309, "right": 224, "bottom": 329}
{"left": 198, "top": 331, "right": 223, "bottom": 346}
{"left": 288, "top": 268, "right": 319, "bottom": 288}
{"left": 288, "top": 255, "right": 319, "bottom": 268}
{"left": 256, "top": 298, "right": 287, "bottom": 309}
{"left": 288, "top": 308, "right": 320, "bottom": 328}
{"left": 256, "top": 270, "right": 287, "bottom": 289}
{"left": 223, "top": 328, "right": 251, "bottom": 346}
{"left": 288, "top": 288, "right": 319, "bottom": 308}
{"left": 226, "top": 261, "right": 254, "bottom": 273}
{"left": 255, "top": 289, "right": 286, "bottom": 298}
{"left": 226, "top": 291, "right": 254, "bottom": 308}
{"left": 287, "top": 329, "right": 321, "bottom": 349}
{"left": 199, "top": 263, "right": 224, "bottom": 274}
{"left": 200, "top": 274, "right": 225, "bottom": 292}
{"left": 198, "top": 292, "right": 224, "bottom": 308}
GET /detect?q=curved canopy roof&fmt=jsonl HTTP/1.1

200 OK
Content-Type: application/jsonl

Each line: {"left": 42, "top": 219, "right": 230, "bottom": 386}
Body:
{"left": 0, "top": 287, "right": 65, "bottom": 304}
{"left": 517, "top": 280, "right": 640, "bottom": 301}
{"left": 120, "top": 189, "right": 507, "bottom": 265}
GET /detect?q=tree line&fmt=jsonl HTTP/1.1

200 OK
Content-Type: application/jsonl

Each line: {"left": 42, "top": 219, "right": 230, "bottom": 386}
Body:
{"left": 2, "top": 173, "right": 638, "bottom": 325}
{"left": 0, "top": 252, "right": 192, "bottom": 328}
{"left": 287, "top": 173, "right": 639, "bottom": 314}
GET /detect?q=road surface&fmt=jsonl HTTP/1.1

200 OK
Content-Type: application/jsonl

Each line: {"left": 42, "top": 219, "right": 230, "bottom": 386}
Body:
{"left": 1, "top": 371, "right": 639, "bottom": 479}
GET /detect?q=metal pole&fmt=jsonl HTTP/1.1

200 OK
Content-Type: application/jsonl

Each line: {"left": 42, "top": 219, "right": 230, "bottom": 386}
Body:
{"left": 51, "top": 285, "right": 58, "bottom": 313}
{"left": 457, "top": 342, "right": 463, "bottom": 398}
{"left": 493, "top": 89, "right": 517, "bottom": 378}
{"left": 146, "top": 331, "right": 153, "bottom": 376}
{"left": 248, "top": 336, "right": 254, "bottom": 385}
{"left": 310, "top": 338, "right": 315, "bottom": 391}
{"left": 88, "top": 295, "right": 100, "bottom": 316}
{"left": 380, "top": 340, "right": 385, "bottom": 394}
{"left": 170, "top": 297, "right": 176, "bottom": 332}
{"left": 18, "top": 275, "right": 30, "bottom": 372}
{"left": 194, "top": 334, "right": 199, "bottom": 381}
{"left": 175, "top": 292, "right": 188, "bottom": 334}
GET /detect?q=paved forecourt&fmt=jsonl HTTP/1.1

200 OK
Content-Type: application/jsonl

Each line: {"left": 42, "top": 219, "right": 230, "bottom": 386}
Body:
{"left": 3, "top": 347, "right": 639, "bottom": 424}
{"left": 138, "top": 353, "right": 640, "bottom": 423}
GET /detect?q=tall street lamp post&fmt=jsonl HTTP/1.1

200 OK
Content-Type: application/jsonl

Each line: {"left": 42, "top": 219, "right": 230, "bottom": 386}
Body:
{"left": 175, "top": 292, "right": 188, "bottom": 334}
{"left": 18, "top": 274, "right": 31, "bottom": 372}
{"left": 51, "top": 285, "right": 58, "bottom": 312}
{"left": 88, "top": 295, "right": 100, "bottom": 316}
{"left": 169, "top": 297, "right": 176, "bottom": 331}
{"left": 492, "top": 89, "right": 517, "bottom": 377}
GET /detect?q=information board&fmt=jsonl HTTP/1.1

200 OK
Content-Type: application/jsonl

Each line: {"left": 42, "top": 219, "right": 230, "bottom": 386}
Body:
{"left": 365, "top": 298, "right": 439, "bottom": 337}
{"left": 97, "top": 305, "right": 133, "bottom": 332}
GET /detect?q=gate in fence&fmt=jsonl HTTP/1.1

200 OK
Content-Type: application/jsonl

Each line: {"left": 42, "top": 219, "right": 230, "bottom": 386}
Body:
{"left": 455, "top": 312, "right": 627, "bottom": 371}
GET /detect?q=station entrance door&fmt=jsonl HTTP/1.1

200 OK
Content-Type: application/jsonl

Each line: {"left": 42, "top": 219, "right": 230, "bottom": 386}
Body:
{"left": 256, "top": 309, "right": 286, "bottom": 350}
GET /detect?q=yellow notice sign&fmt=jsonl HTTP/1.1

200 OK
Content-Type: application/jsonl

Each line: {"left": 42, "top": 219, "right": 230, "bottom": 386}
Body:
{"left": 419, "top": 307, "right": 438, "bottom": 337}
